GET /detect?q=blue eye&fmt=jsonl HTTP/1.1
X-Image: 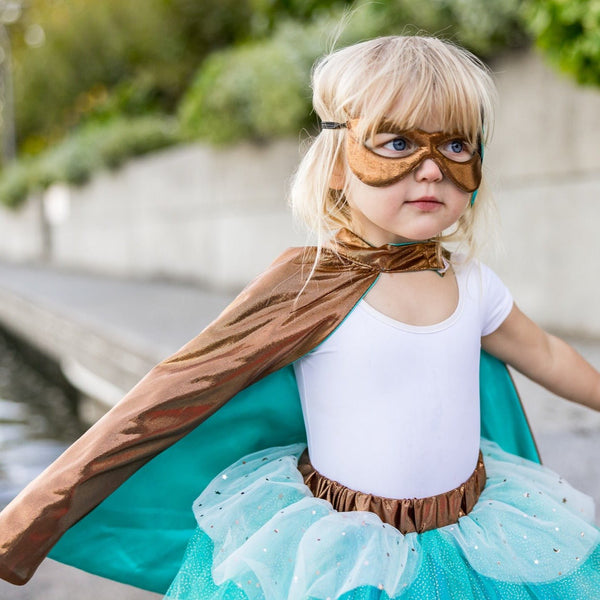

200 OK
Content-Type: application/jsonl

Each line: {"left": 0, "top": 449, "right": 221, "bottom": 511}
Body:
{"left": 372, "top": 134, "right": 417, "bottom": 157}
{"left": 391, "top": 137, "right": 407, "bottom": 151}
{"left": 439, "top": 138, "right": 474, "bottom": 162}
{"left": 449, "top": 140, "right": 463, "bottom": 154}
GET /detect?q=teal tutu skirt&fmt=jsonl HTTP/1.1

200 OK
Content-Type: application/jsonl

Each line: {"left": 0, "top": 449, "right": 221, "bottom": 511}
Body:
{"left": 165, "top": 440, "right": 600, "bottom": 599}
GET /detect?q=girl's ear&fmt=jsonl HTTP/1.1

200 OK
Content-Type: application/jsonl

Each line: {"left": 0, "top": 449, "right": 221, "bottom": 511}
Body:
{"left": 329, "top": 161, "right": 346, "bottom": 190}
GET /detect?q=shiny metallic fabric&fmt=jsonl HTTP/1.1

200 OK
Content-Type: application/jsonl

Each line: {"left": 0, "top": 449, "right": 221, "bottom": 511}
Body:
{"left": 346, "top": 122, "right": 482, "bottom": 192}
{"left": 299, "top": 450, "right": 486, "bottom": 534}
{"left": 0, "top": 229, "right": 446, "bottom": 586}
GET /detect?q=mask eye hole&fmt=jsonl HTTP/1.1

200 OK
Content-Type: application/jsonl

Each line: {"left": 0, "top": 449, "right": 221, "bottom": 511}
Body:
{"left": 365, "top": 132, "right": 418, "bottom": 158}
{"left": 438, "top": 138, "right": 476, "bottom": 163}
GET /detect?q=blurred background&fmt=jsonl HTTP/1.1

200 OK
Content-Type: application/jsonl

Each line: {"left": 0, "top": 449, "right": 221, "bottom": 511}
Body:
{"left": 0, "top": 0, "right": 599, "bottom": 597}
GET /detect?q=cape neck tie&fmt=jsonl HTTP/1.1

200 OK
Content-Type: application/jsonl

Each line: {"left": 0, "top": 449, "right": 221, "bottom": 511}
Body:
{"left": 319, "top": 228, "right": 447, "bottom": 274}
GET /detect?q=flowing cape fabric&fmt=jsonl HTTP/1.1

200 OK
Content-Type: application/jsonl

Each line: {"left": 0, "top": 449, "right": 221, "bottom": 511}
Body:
{"left": 0, "top": 231, "right": 539, "bottom": 592}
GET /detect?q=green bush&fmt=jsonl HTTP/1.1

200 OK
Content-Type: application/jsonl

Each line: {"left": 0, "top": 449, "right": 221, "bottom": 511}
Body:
{"left": 0, "top": 116, "right": 180, "bottom": 208}
{"left": 179, "top": 0, "right": 529, "bottom": 146}
{"left": 524, "top": 0, "right": 600, "bottom": 86}
{"left": 12, "top": 0, "right": 185, "bottom": 152}
{"left": 0, "top": 161, "right": 37, "bottom": 208}
{"left": 37, "top": 139, "right": 97, "bottom": 187}
{"left": 92, "top": 117, "right": 181, "bottom": 169}
{"left": 10, "top": 0, "right": 351, "bottom": 156}
{"left": 179, "top": 27, "right": 316, "bottom": 144}
{"left": 178, "top": 11, "right": 386, "bottom": 144}
{"left": 373, "top": 0, "right": 529, "bottom": 56}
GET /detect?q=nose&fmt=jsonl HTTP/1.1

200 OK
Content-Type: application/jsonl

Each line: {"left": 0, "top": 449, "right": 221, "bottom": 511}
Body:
{"left": 414, "top": 158, "right": 443, "bottom": 183}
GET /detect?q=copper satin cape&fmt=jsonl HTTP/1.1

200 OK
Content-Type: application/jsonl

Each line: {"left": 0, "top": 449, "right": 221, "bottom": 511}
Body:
{"left": 0, "top": 230, "right": 539, "bottom": 593}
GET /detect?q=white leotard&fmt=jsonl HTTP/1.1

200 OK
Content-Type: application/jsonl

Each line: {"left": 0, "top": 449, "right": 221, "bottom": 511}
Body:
{"left": 293, "top": 259, "right": 513, "bottom": 500}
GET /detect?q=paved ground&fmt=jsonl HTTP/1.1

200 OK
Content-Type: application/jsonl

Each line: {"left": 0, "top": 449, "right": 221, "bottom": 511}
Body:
{"left": 0, "top": 263, "right": 235, "bottom": 359}
{"left": 0, "top": 561, "right": 162, "bottom": 600}
{"left": 0, "top": 262, "right": 598, "bottom": 599}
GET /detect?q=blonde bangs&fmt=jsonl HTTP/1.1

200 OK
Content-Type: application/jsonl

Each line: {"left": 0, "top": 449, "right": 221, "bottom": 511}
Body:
{"left": 318, "top": 37, "right": 495, "bottom": 145}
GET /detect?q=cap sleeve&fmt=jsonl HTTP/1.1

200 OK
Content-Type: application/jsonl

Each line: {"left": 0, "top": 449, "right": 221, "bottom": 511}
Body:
{"left": 478, "top": 262, "right": 514, "bottom": 336}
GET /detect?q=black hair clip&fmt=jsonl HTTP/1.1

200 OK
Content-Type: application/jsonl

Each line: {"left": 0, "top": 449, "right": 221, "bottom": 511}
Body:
{"left": 321, "top": 121, "right": 347, "bottom": 130}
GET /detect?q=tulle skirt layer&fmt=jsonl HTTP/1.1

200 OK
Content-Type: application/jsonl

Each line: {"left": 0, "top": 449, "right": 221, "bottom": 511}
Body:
{"left": 166, "top": 440, "right": 600, "bottom": 599}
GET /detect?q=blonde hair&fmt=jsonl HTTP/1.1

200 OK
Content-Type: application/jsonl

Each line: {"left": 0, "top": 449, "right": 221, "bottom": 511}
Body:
{"left": 290, "top": 35, "right": 498, "bottom": 257}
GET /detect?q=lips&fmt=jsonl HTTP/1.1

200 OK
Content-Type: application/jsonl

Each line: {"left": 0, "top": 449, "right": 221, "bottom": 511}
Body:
{"left": 406, "top": 197, "right": 443, "bottom": 211}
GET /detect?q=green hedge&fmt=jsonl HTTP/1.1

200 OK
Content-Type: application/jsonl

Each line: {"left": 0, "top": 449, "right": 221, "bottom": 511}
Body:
{"left": 525, "top": 0, "right": 600, "bottom": 86}
{"left": 11, "top": 0, "right": 350, "bottom": 155}
{"left": 179, "top": 20, "right": 336, "bottom": 144}
{"left": 0, "top": 116, "right": 179, "bottom": 208}
{"left": 376, "top": 0, "right": 529, "bottom": 56}
{"left": 12, "top": 0, "right": 186, "bottom": 153}
{"left": 179, "top": 0, "right": 529, "bottom": 145}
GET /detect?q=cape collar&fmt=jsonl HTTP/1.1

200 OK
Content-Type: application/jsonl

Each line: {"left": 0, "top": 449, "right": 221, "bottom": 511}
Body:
{"left": 320, "top": 228, "right": 447, "bottom": 274}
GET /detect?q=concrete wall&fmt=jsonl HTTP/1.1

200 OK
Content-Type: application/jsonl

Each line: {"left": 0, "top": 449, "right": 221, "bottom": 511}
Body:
{"left": 2, "top": 48, "right": 600, "bottom": 334}
{"left": 0, "top": 193, "right": 46, "bottom": 261}
{"left": 53, "top": 140, "right": 310, "bottom": 288}
{"left": 8, "top": 140, "right": 307, "bottom": 290}
{"left": 485, "top": 50, "right": 600, "bottom": 337}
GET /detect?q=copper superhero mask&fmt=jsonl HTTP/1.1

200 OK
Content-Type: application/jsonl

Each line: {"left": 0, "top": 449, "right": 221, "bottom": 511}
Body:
{"left": 323, "top": 120, "right": 482, "bottom": 193}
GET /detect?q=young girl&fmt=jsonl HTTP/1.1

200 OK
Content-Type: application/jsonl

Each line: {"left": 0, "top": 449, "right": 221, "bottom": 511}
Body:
{"left": 1, "top": 35, "right": 599, "bottom": 599}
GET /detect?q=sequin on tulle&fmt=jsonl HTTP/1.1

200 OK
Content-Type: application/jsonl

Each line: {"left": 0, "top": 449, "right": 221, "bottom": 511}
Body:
{"left": 166, "top": 440, "right": 600, "bottom": 599}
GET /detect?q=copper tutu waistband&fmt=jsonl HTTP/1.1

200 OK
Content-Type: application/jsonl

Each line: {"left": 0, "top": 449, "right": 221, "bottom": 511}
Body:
{"left": 298, "top": 451, "right": 486, "bottom": 534}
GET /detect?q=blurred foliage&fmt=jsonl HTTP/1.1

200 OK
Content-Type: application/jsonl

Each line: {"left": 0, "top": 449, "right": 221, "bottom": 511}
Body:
{"left": 179, "top": 20, "right": 339, "bottom": 144}
{"left": 247, "top": 0, "right": 353, "bottom": 36}
{"left": 0, "top": 0, "right": 350, "bottom": 207}
{"left": 0, "top": 116, "right": 179, "bottom": 208}
{"left": 11, "top": 0, "right": 252, "bottom": 152}
{"left": 374, "top": 0, "right": 529, "bottom": 55}
{"left": 180, "top": 0, "right": 529, "bottom": 144}
{"left": 0, "top": 161, "right": 32, "bottom": 208}
{"left": 10, "top": 0, "right": 350, "bottom": 154}
{"left": 524, "top": 0, "right": 600, "bottom": 86}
